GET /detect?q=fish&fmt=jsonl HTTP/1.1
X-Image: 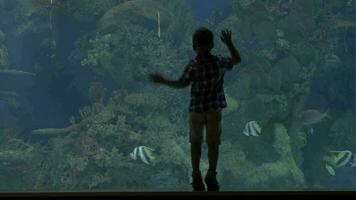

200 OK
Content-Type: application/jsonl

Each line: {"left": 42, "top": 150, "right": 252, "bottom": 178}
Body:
{"left": 335, "top": 20, "right": 356, "bottom": 28}
{"left": 349, "top": 154, "right": 356, "bottom": 167}
{"left": 325, "top": 164, "right": 336, "bottom": 176}
{"left": 324, "top": 150, "right": 356, "bottom": 177}
{"left": 130, "top": 146, "right": 155, "bottom": 165}
{"left": 325, "top": 54, "right": 341, "bottom": 65}
{"left": 243, "top": 121, "right": 262, "bottom": 137}
{"left": 297, "top": 109, "right": 330, "bottom": 125}
{"left": 329, "top": 150, "right": 353, "bottom": 168}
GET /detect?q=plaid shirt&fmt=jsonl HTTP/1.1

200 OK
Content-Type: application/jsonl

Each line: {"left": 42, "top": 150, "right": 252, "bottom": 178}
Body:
{"left": 179, "top": 53, "right": 234, "bottom": 112}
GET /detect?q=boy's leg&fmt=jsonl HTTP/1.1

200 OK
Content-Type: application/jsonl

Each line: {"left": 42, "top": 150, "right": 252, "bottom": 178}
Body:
{"left": 189, "top": 112, "right": 206, "bottom": 191}
{"left": 205, "top": 109, "right": 222, "bottom": 191}
{"left": 206, "top": 109, "right": 222, "bottom": 172}
{"left": 190, "top": 112, "right": 205, "bottom": 174}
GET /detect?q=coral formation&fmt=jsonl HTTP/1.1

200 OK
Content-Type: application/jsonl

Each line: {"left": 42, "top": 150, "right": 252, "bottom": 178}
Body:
{"left": 0, "top": 0, "right": 353, "bottom": 191}
{"left": 0, "top": 47, "right": 7, "bottom": 69}
{"left": 218, "top": 123, "right": 305, "bottom": 188}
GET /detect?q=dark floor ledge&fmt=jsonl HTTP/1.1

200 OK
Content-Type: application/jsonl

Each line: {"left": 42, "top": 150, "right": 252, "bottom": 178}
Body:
{"left": 0, "top": 191, "right": 355, "bottom": 197}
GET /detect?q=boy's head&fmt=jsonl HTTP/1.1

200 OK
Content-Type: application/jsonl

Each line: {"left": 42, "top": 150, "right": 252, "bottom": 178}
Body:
{"left": 193, "top": 27, "right": 214, "bottom": 55}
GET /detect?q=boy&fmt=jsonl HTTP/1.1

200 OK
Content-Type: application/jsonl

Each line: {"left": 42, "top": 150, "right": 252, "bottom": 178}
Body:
{"left": 149, "top": 28, "right": 241, "bottom": 191}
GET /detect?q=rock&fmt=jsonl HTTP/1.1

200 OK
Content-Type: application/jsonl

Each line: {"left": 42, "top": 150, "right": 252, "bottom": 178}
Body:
{"left": 223, "top": 92, "right": 240, "bottom": 116}
{"left": 0, "top": 30, "right": 4, "bottom": 43}
{"left": 98, "top": 0, "right": 171, "bottom": 34}
{"left": 272, "top": 56, "right": 301, "bottom": 90}
{"left": 31, "top": 128, "right": 70, "bottom": 136}
{"left": 291, "top": 42, "right": 316, "bottom": 66}
{"left": 253, "top": 20, "right": 277, "bottom": 47}
{"left": 267, "top": 67, "right": 283, "bottom": 92}
{"left": 0, "top": 45, "right": 8, "bottom": 68}
{"left": 229, "top": 75, "right": 251, "bottom": 99}
{"left": 0, "top": 69, "right": 36, "bottom": 91}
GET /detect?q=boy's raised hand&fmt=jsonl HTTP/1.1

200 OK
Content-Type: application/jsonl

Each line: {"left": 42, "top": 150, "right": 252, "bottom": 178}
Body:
{"left": 220, "top": 29, "right": 233, "bottom": 45}
{"left": 221, "top": 29, "right": 241, "bottom": 65}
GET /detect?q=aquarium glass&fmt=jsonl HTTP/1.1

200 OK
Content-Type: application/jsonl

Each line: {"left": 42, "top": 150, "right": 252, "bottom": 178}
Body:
{"left": 0, "top": 0, "right": 355, "bottom": 192}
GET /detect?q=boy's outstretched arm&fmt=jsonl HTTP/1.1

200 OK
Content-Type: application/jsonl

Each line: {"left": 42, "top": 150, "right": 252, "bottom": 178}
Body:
{"left": 221, "top": 29, "right": 241, "bottom": 65}
{"left": 149, "top": 74, "right": 187, "bottom": 89}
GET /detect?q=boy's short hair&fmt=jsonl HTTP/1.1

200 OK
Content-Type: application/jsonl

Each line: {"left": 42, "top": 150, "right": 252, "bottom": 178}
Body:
{"left": 193, "top": 27, "right": 214, "bottom": 47}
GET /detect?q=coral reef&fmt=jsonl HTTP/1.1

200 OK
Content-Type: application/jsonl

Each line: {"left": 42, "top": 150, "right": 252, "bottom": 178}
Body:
{"left": 218, "top": 123, "right": 305, "bottom": 188}
{"left": 0, "top": 0, "right": 353, "bottom": 191}
{"left": 98, "top": 0, "right": 171, "bottom": 33}
{"left": 0, "top": 29, "right": 6, "bottom": 69}
{"left": 27, "top": 83, "right": 192, "bottom": 189}
{"left": 79, "top": 0, "right": 194, "bottom": 90}
{"left": 0, "top": 46, "right": 8, "bottom": 69}
{"left": 330, "top": 112, "right": 356, "bottom": 150}
{"left": 58, "top": 0, "right": 124, "bottom": 23}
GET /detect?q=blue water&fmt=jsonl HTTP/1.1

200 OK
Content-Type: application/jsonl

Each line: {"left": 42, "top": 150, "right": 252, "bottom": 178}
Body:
{"left": 187, "top": 0, "right": 230, "bottom": 22}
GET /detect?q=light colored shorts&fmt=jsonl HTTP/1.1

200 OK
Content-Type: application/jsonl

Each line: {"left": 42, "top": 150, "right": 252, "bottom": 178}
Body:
{"left": 189, "top": 109, "right": 222, "bottom": 145}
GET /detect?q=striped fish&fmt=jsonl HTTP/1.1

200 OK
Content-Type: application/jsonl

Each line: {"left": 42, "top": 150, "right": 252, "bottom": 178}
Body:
{"left": 350, "top": 154, "right": 356, "bottom": 168}
{"left": 325, "top": 164, "right": 336, "bottom": 176}
{"left": 130, "top": 146, "right": 155, "bottom": 165}
{"left": 325, "top": 150, "right": 355, "bottom": 176}
{"left": 329, "top": 150, "right": 353, "bottom": 168}
{"left": 243, "top": 121, "right": 262, "bottom": 137}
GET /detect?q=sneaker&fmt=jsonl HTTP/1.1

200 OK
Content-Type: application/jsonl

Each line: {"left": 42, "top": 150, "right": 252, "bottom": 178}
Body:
{"left": 191, "top": 175, "right": 206, "bottom": 191}
{"left": 204, "top": 170, "right": 219, "bottom": 191}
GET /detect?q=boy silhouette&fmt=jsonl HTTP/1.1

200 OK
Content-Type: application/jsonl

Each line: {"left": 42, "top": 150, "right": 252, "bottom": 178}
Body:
{"left": 149, "top": 28, "right": 241, "bottom": 191}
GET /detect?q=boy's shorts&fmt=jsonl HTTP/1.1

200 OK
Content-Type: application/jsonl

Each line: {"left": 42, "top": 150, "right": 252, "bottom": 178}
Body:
{"left": 189, "top": 109, "right": 222, "bottom": 145}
